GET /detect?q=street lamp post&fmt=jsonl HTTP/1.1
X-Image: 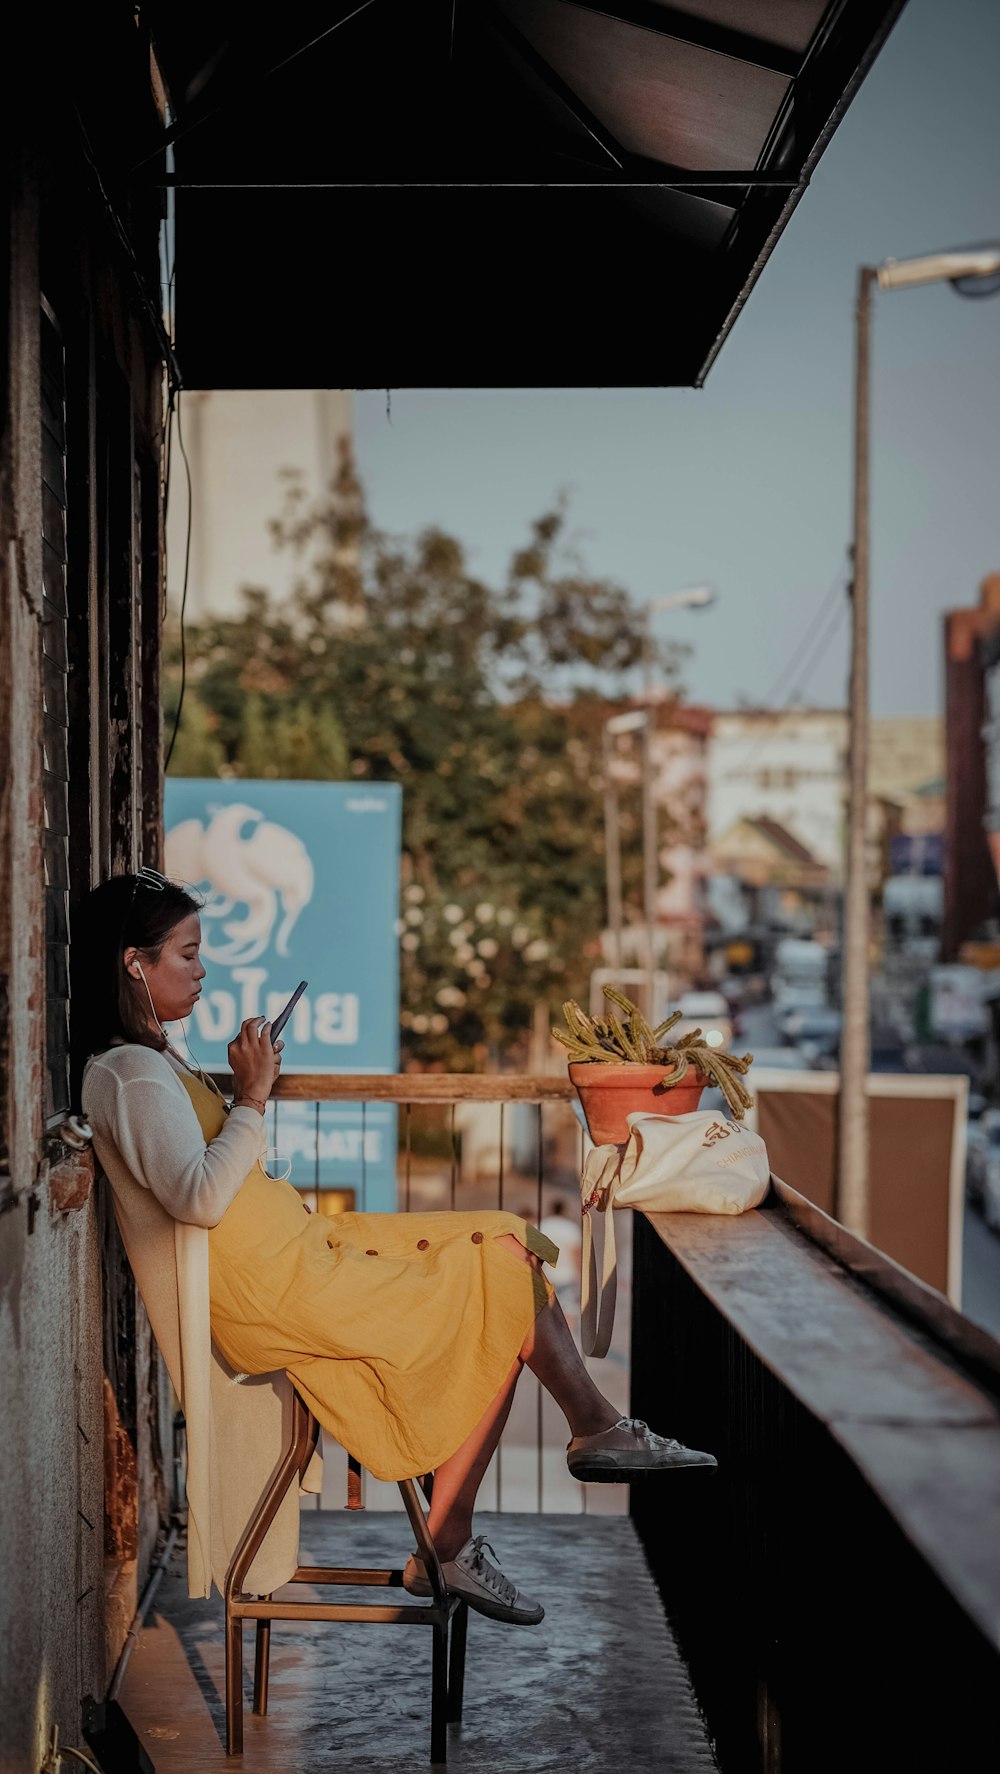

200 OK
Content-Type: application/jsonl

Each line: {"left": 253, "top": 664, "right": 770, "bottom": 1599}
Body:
{"left": 641, "top": 586, "right": 717, "bottom": 1014}
{"left": 839, "top": 244, "right": 1000, "bottom": 1238}
{"left": 604, "top": 708, "right": 648, "bottom": 987}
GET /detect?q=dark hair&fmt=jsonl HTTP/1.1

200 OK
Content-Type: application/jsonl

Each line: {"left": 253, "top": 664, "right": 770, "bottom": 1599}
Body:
{"left": 70, "top": 873, "right": 202, "bottom": 1098}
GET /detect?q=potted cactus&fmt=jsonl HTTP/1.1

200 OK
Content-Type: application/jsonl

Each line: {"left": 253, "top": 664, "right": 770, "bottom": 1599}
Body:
{"left": 554, "top": 986, "right": 754, "bottom": 1146}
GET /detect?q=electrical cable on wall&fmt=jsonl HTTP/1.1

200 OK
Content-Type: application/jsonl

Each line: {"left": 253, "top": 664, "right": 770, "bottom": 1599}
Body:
{"left": 163, "top": 389, "right": 193, "bottom": 772}
{"left": 40, "top": 1725, "right": 103, "bottom": 1774}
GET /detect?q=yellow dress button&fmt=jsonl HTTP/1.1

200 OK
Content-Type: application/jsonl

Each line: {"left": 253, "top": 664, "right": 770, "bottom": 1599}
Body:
{"left": 366, "top": 1249, "right": 378, "bottom": 1256}
{"left": 417, "top": 1239, "right": 429, "bottom": 1251}
{"left": 471, "top": 1231, "right": 484, "bottom": 1245}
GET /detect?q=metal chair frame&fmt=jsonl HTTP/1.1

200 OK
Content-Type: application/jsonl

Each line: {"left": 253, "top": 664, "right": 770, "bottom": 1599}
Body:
{"left": 224, "top": 1388, "right": 468, "bottom": 1763}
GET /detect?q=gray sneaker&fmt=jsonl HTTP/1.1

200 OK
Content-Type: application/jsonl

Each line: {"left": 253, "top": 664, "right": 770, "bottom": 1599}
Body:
{"left": 567, "top": 1416, "right": 718, "bottom": 1482}
{"left": 403, "top": 1535, "right": 544, "bottom": 1626}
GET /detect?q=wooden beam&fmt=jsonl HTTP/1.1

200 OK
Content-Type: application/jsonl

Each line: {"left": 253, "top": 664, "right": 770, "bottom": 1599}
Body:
{"left": 207, "top": 1071, "right": 576, "bottom": 1104}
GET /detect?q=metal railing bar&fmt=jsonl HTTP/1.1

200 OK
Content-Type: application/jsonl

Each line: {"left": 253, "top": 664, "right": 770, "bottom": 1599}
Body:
{"left": 537, "top": 1103, "right": 544, "bottom": 1514}
{"left": 313, "top": 1099, "right": 320, "bottom": 1214}
{"left": 449, "top": 1102, "right": 458, "bottom": 1211}
{"left": 497, "top": 1096, "right": 505, "bottom": 1515}
{"left": 579, "top": 1117, "right": 588, "bottom": 1517}
{"left": 347, "top": 1454, "right": 364, "bottom": 1511}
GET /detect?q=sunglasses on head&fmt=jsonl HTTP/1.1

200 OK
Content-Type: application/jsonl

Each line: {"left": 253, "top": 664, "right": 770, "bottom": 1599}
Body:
{"left": 123, "top": 866, "right": 170, "bottom": 932}
{"left": 129, "top": 865, "right": 169, "bottom": 900}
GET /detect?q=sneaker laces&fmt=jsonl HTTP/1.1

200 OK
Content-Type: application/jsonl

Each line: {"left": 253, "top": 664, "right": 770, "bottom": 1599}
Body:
{"left": 463, "top": 1535, "right": 518, "bottom": 1606}
{"left": 615, "top": 1416, "right": 684, "bottom": 1452}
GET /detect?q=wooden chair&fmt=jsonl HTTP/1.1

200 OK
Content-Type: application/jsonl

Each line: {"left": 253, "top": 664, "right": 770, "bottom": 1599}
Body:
{"left": 224, "top": 1387, "right": 468, "bottom": 1763}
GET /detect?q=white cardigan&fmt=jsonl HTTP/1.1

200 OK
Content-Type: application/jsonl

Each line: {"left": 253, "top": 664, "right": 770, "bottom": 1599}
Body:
{"left": 83, "top": 1042, "right": 320, "bottom": 1598}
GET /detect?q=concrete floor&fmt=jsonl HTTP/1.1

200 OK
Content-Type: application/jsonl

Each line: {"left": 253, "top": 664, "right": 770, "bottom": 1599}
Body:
{"left": 120, "top": 1510, "right": 719, "bottom": 1774}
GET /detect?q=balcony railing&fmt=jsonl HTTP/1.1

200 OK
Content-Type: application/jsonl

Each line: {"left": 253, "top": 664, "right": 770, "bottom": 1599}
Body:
{"left": 207, "top": 1071, "right": 629, "bottom": 1519}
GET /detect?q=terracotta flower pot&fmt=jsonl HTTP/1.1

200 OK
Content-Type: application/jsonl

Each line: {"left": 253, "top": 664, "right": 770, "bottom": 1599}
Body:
{"left": 568, "top": 1062, "right": 707, "bottom": 1147}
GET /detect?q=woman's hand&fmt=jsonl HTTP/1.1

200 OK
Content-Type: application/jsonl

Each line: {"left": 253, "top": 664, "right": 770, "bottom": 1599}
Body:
{"left": 228, "top": 1017, "right": 284, "bottom": 1108}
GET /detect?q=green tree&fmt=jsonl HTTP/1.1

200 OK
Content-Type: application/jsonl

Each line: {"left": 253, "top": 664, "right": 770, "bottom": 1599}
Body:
{"left": 163, "top": 442, "right": 684, "bottom": 1065}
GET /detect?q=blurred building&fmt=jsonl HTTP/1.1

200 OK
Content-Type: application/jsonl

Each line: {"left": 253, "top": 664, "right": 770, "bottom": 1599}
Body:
{"left": 709, "top": 708, "right": 944, "bottom": 889}
{"left": 651, "top": 705, "right": 713, "bottom": 978}
{"left": 709, "top": 708, "right": 847, "bottom": 877}
{"left": 942, "top": 573, "right": 1000, "bottom": 959}
{"left": 165, "top": 389, "right": 353, "bottom": 619}
{"left": 870, "top": 716, "right": 944, "bottom": 813}
{"left": 712, "top": 815, "right": 830, "bottom": 891}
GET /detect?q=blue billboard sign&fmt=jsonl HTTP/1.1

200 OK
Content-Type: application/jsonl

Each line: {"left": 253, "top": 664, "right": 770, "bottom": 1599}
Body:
{"left": 164, "top": 780, "right": 401, "bottom": 1208}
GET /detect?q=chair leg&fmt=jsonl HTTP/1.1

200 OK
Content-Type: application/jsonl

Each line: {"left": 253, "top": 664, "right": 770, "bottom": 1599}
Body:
{"left": 431, "top": 1621, "right": 449, "bottom": 1764}
{"left": 448, "top": 1602, "right": 468, "bottom": 1724}
{"left": 225, "top": 1613, "right": 243, "bottom": 1756}
{"left": 253, "top": 1614, "right": 271, "bottom": 1715}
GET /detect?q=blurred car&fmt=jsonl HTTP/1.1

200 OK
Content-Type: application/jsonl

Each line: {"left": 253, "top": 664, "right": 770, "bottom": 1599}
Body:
{"left": 965, "top": 1107, "right": 1000, "bottom": 1211}
{"left": 774, "top": 986, "right": 829, "bottom": 1036}
{"left": 983, "top": 1151, "right": 1000, "bottom": 1235}
{"left": 868, "top": 1044, "right": 910, "bottom": 1074}
{"left": 905, "top": 1041, "right": 981, "bottom": 1082}
{"left": 747, "top": 1046, "right": 812, "bottom": 1071}
{"left": 670, "top": 990, "right": 733, "bottom": 1052}
{"left": 868, "top": 1021, "right": 911, "bottom": 1074}
{"left": 782, "top": 1007, "right": 842, "bottom": 1061}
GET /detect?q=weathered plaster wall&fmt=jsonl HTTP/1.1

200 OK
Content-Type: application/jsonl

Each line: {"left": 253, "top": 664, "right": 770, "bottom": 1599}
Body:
{"left": 1, "top": 102, "right": 170, "bottom": 1769}
{"left": 0, "top": 159, "right": 108, "bottom": 1774}
{"left": 0, "top": 1194, "right": 105, "bottom": 1774}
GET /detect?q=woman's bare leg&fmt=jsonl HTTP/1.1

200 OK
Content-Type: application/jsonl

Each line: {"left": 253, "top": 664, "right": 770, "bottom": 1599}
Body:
{"left": 424, "top": 1355, "right": 521, "bottom": 1561}
{"left": 496, "top": 1233, "right": 620, "bottom": 1437}
{"left": 418, "top": 1233, "right": 619, "bottom": 1565}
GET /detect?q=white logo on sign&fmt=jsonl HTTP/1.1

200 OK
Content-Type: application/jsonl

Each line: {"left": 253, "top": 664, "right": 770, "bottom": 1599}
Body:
{"left": 165, "top": 802, "right": 315, "bottom": 965}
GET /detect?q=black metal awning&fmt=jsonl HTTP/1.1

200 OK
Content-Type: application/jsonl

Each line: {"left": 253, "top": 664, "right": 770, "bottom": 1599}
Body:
{"left": 140, "top": 0, "right": 907, "bottom": 388}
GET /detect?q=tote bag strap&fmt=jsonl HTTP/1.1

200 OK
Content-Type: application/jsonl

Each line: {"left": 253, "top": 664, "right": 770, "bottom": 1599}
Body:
{"left": 580, "top": 1197, "right": 620, "bottom": 1359}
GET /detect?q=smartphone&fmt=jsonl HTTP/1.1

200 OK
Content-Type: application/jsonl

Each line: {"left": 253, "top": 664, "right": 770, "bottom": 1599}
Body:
{"left": 268, "top": 980, "right": 307, "bottom": 1044}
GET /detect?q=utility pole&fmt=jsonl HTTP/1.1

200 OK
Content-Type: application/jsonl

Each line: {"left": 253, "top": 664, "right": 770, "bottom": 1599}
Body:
{"left": 838, "top": 264, "right": 875, "bottom": 1236}
{"left": 642, "top": 709, "right": 658, "bottom": 1019}
{"left": 604, "top": 708, "right": 649, "bottom": 991}
{"left": 639, "top": 586, "right": 717, "bottom": 1021}
{"left": 837, "top": 245, "right": 1000, "bottom": 1236}
{"left": 602, "top": 721, "right": 624, "bottom": 975}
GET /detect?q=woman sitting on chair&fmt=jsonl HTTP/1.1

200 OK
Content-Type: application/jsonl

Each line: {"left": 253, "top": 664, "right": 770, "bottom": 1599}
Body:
{"left": 78, "top": 873, "right": 716, "bottom": 1629}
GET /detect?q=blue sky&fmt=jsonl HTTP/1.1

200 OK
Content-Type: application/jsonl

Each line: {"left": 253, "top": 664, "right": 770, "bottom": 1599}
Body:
{"left": 353, "top": 0, "right": 1000, "bottom": 717}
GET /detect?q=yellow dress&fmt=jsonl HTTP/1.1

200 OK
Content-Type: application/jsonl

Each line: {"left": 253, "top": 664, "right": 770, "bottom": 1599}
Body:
{"left": 176, "top": 1073, "right": 557, "bottom": 1482}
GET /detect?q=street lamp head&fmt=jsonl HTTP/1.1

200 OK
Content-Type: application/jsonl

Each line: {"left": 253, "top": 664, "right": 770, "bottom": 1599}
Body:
{"left": 877, "top": 246, "right": 1000, "bottom": 296}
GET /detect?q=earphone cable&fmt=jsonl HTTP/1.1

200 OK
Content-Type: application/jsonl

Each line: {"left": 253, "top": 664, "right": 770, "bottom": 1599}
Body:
{"left": 133, "top": 962, "right": 228, "bottom": 1105}
{"left": 163, "top": 390, "right": 193, "bottom": 773}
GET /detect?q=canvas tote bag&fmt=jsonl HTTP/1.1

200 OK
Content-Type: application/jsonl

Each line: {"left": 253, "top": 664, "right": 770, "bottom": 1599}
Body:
{"left": 580, "top": 1110, "right": 771, "bottom": 1357}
